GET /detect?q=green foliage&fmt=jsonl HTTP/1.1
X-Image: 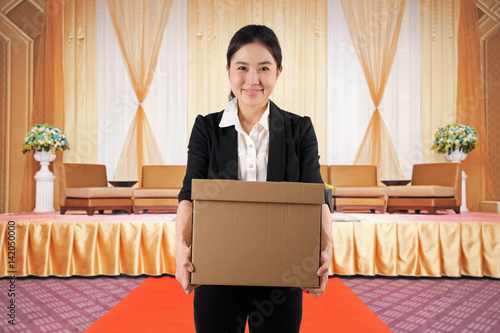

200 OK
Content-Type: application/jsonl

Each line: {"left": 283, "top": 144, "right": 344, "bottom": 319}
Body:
{"left": 21, "top": 123, "right": 70, "bottom": 154}
{"left": 430, "top": 123, "right": 478, "bottom": 154}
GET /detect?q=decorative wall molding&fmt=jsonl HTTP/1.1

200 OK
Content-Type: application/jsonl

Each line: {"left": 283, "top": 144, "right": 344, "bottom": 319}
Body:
{"left": 477, "top": 0, "right": 500, "bottom": 39}
{"left": 477, "top": 0, "right": 500, "bottom": 200}
{"left": 0, "top": 2, "right": 35, "bottom": 212}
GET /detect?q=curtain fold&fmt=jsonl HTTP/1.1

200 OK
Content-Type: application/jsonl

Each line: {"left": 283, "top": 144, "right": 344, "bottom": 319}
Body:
{"left": 340, "top": 0, "right": 405, "bottom": 181}
{"left": 327, "top": 0, "right": 421, "bottom": 178}
{"left": 113, "top": 106, "right": 165, "bottom": 182}
{"left": 420, "top": 0, "right": 460, "bottom": 164}
{"left": 63, "top": 0, "right": 98, "bottom": 164}
{"left": 106, "top": 0, "right": 173, "bottom": 182}
{"left": 19, "top": 0, "right": 66, "bottom": 212}
{"left": 456, "top": 0, "right": 496, "bottom": 211}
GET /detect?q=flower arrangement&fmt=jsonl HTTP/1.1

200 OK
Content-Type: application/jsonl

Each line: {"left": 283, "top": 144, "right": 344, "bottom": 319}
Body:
{"left": 431, "top": 123, "right": 478, "bottom": 154}
{"left": 21, "top": 123, "right": 70, "bottom": 154}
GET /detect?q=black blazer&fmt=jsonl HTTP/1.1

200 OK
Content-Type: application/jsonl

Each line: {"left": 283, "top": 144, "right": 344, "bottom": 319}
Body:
{"left": 178, "top": 100, "right": 324, "bottom": 202}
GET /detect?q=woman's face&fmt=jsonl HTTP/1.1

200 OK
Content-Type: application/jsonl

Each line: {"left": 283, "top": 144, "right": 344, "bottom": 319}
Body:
{"left": 227, "top": 42, "right": 282, "bottom": 111}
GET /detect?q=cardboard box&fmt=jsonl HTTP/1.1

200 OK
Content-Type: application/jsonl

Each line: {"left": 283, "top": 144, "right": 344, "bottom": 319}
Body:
{"left": 190, "top": 179, "right": 323, "bottom": 288}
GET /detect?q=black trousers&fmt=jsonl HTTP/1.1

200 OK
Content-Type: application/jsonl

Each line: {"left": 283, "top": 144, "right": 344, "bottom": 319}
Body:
{"left": 193, "top": 285, "right": 303, "bottom": 333}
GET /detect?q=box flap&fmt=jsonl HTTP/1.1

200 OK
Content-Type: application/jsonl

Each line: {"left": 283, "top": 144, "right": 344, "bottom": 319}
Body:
{"left": 191, "top": 179, "right": 324, "bottom": 204}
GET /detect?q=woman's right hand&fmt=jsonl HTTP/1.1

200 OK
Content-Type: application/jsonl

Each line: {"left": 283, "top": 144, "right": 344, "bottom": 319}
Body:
{"left": 175, "top": 200, "right": 199, "bottom": 295}
{"left": 175, "top": 242, "right": 198, "bottom": 295}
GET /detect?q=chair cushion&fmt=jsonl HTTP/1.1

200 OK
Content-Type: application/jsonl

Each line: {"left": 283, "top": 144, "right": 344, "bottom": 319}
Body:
{"left": 66, "top": 187, "right": 133, "bottom": 198}
{"left": 387, "top": 185, "right": 455, "bottom": 197}
{"left": 334, "top": 186, "right": 385, "bottom": 197}
{"left": 63, "top": 164, "right": 108, "bottom": 187}
{"left": 141, "top": 166, "right": 186, "bottom": 187}
{"left": 335, "top": 197, "right": 386, "bottom": 206}
{"left": 133, "top": 188, "right": 181, "bottom": 198}
{"left": 133, "top": 198, "right": 179, "bottom": 207}
{"left": 329, "top": 165, "right": 378, "bottom": 187}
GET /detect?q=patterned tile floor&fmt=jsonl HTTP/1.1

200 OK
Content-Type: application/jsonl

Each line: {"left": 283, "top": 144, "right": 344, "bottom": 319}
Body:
{"left": 0, "top": 275, "right": 499, "bottom": 332}
{"left": 0, "top": 275, "right": 147, "bottom": 333}
{"left": 341, "top": 277, "right": 500, "bottom": 333}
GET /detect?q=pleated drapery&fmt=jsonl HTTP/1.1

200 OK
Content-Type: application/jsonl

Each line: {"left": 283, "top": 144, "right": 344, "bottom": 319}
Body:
{"left": 330, "top": 222, "right": 499, "bottom": 277}
{"left": 340, "top": 0, "right": 405, "bottom": 182}
{"left": 456, "top": 0, "right": 496, "bottom": 211}
{"left": 19, "top": 0, "right": 67, "bottom": 212}
{"left": 18, "top": 0, "right": 97, "bottom": 212}
{"left": 420, "top": 0, "right": 460, "bottom": 164}
{"left": 63, "top": 0, "right": 98, "bottom": 165}
{"left": 327, "top": 0, "right": 422, "bottom": 178}
{"left": 106, "top": 0, "right": 173, "bottom": 182}
{"left": 2, "top": 221, "right": 498, "bottom": 278}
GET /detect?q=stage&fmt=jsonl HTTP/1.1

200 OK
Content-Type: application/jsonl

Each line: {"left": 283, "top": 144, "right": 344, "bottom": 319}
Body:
{"left": 1, "top": 211, "right": 499, "bottom": 278}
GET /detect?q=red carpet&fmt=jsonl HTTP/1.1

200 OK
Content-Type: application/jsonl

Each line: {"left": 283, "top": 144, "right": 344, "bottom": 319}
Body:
{"left": 85, "top": 276, "right": 391, "bottom": 332}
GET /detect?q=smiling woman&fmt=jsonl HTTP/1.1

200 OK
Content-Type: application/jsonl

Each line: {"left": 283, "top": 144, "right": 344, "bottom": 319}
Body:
{"left": 175, "top": 24, "right": 333, "bottom": 333}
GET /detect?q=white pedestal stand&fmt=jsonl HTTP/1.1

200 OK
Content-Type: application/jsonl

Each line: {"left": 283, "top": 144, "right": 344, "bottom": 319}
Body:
{"left": 445, "top": 150, "right": 468, "bottom": 213}
{"left": 459, "top": 171, "right": 468, "bottom": 213}
{"left": 33, "top": 151, "right": 56, "bottom": 213}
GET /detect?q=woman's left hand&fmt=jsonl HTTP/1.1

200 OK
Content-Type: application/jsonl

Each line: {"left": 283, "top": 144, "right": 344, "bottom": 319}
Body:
{"left": 303, "top": 249, "right": 331, "bottom": 297}
{"left": 303, "top": 203, "right": 332, "bottom": 297}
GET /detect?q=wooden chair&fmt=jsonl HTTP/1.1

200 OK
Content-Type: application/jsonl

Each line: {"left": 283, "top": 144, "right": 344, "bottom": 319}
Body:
{"left": 58, "top": 163, "right": 133, "bottom": 215}
{"left": 387, "top": 163, "right": 461, "bottom": 214}
{"left": 328, "top": 165, "right": 386, "bottom": 213}
{"left": 133, "top": 165, "right": 186, "bottom": 213}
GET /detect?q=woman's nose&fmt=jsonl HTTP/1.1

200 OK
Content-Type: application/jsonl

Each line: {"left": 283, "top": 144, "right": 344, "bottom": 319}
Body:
{"left": 245, "top": 70, "right": 260, "bottom": 85}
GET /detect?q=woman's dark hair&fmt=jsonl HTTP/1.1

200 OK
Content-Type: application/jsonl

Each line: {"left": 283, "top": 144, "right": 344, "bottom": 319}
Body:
{"left": 227, "top": 25, "right": 282, "bottom": 99}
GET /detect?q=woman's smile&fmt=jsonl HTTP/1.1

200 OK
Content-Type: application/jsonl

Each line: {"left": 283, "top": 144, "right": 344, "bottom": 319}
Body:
{"left": 243, "top": 89, "right": 262, "bottom": 97}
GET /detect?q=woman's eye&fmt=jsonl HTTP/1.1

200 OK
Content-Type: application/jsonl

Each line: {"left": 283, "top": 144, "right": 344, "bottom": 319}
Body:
{"left": 259, "top": 67, "right": 270, "bottom": 71}
{"left": 237, "top": 66, "right": 247, "bottom": 70}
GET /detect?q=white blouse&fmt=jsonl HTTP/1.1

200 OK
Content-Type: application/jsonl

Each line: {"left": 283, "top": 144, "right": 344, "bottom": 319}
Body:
{"left": 219, "top": 98, "right": 270, "bottom": 182}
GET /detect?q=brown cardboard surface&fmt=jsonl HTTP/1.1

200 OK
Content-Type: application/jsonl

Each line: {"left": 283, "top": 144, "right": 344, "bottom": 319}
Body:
{"left": 191, "top": 179, "right": 323, "bottom": 288}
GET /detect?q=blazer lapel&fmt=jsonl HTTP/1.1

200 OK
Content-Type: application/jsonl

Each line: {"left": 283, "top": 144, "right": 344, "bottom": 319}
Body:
{"left": 219, "top": 126, "right": 238, "bottom": 179}
{"left": 267, "top": 101, "right": 286, "bottom": 181}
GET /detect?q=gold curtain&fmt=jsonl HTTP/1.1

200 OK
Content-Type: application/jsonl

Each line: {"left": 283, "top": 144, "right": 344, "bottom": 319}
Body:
{"left": 420, "top": 0, "right": 460, "bottom": 163}
{"left": 63, "top": 0, "right": 98, "bottom": 164}
{"left": 186, "top": 0, "right": 328, "bottom": 163}
{"left": 18, "top": 0, "right": 97, "bottom": 213}
{"left": 456, "top": 0, "right": 495, "bottom": 211}
{"left": 106, "top": 0, "right": 173, "bottom": 183}
{"left": 19, "top": 0, "right": 67, "bottom": 212}
{"left": 340, "top": 0, "right": 405, "bottom": 181}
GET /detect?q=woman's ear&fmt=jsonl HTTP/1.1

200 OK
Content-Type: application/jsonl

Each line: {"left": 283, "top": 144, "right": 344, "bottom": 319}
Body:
{"left": 276, "top": 67, "right": 283, "bottom": 79}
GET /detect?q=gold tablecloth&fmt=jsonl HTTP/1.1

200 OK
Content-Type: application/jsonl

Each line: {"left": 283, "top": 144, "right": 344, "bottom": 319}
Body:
{"left": 1, "top": 221, "right": 499, "bottom": 278}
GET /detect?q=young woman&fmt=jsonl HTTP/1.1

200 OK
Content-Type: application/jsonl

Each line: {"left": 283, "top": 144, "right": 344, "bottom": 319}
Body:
{"left": 176, "top": 24, "right": 332, "bottom": 333}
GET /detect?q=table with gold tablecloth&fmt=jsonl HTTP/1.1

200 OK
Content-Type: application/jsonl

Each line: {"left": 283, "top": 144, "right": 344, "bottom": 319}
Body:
{"left": 1, "top": 220, "right": 499, "bottom": 278}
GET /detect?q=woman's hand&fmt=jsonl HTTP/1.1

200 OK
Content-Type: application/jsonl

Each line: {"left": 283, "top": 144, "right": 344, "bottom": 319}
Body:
{"left": 176, "top": 242, "right": 198, "bottom": 295}
{"left": 303, "top": 204, "right": 332, "bottom": 297}
{"left": 175, "top": 200, "right": 199, "bottom": 295}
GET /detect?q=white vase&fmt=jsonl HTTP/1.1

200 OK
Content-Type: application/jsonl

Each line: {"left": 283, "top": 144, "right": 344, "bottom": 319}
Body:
{"left": 445, "top": 149, "right": 468, "bottom": 163}
{"left": 33, "top": 151, "right": 56, "bottom": 213}
{"left": 444, "top": 149, "right": 468, "bottom": 213}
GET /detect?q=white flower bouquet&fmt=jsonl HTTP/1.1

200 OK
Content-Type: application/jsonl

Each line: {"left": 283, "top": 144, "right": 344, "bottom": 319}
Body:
{"left": 431, "top": 123, "right": 478, "bottom": 154}
{"left": 21, "top": 123, "right": 70, "bottom": 154}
